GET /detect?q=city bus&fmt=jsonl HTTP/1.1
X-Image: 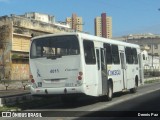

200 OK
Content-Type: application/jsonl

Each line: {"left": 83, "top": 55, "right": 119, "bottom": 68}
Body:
{"left": 29, "top": 32, "right": 143, "bottom": 101}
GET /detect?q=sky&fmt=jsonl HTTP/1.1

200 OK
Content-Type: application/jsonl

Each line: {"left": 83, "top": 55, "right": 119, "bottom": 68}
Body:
{"left": 0, "top": 0, "right": 160, "bottom": 37}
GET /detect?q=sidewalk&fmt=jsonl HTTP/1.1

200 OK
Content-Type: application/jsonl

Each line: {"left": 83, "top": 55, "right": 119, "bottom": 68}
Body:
{"left": 0, "top": 79, "right": 30, "bottom": 97}
{"left": 0, "top": 89, "right": 30, "bottom": 98}
{"left": 0, "top": 80, "right": 31, "bottom": 107}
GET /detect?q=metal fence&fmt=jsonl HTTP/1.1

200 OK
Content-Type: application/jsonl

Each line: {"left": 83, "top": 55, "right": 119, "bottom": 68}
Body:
{"left": 144, "top": 68, "right": 160, "bottom": 78}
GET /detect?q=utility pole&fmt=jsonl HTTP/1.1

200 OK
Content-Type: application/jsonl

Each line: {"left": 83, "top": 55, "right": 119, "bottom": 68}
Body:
{"left": 151, "top": 39, "right": 154, "bottom": 76}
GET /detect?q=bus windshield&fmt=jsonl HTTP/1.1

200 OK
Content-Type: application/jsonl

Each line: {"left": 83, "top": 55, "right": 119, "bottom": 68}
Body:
{"left": 30, "top": 35, "right": 80, "bottom": 59}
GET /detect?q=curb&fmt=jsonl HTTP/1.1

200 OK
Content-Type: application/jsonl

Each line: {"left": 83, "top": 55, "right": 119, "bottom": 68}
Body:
{"left": 0, "top": 93, "right": 32, "bottom": 107}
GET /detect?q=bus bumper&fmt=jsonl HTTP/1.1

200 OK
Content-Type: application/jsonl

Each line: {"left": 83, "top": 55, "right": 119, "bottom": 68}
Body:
{"left": 30, "top": 86, "right": 83, "bottom": 95}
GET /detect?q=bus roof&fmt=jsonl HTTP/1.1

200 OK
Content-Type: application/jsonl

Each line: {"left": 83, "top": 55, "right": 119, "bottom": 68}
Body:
{"left": 78, "top": 32, "right": 140, "bottom": 48}
{"left": 31, "top": 32, "right": 140, "bottom": 48}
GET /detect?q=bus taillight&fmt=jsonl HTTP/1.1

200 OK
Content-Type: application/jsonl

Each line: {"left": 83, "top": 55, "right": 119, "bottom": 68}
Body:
{"left": 31, "top": 79, "right": 35, "bottom": 83}
{"left": 30, "top": 75, "right": 35, "bottom": 83}
{"left": 78, "top": 76, "right": 82, "bottom": 80}
{"left": 78, "top": 71, "right": 83, "bottom": 80}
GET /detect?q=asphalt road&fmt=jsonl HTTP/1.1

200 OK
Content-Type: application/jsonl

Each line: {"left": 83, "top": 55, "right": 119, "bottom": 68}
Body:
{"left": 1, "top": 81, "right": 160, "bottom": 120}
{"left": 77, "top": 89, "right": 160, "bottom": 120}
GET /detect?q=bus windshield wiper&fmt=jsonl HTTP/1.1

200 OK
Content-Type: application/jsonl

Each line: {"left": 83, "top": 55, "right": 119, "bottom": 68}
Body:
{"left": 47, "top": 54, "right": 62, "bottom": 59}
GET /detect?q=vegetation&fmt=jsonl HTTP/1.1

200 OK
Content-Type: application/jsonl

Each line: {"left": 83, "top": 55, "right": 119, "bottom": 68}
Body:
{"left": 0, "top": 106, "right": 20, "bottom": 112}
{"left": 144, "top": 79, "right": 160, "bottom": 84}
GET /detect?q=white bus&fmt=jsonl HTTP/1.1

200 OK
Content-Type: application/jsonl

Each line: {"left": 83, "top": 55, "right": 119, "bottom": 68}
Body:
{"left": 29, "top": 32, "right": 143, "bottom": 101}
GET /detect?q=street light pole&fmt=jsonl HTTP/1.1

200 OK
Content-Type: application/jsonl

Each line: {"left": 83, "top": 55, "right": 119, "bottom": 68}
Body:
{"left": 152, "top": 44, "right": 153, "bottom": 68}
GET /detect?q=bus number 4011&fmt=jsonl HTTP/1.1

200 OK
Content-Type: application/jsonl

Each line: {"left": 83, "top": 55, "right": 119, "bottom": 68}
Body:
{"left": 50, "top": 69, "right": 59, "bottom": 73}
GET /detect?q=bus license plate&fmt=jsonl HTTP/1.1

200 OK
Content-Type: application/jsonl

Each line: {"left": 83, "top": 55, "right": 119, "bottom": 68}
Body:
{"left": 51, "top": 79, "right": 60, "bottom": 83}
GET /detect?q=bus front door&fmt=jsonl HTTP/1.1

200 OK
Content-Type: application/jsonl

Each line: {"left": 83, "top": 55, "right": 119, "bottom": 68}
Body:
{"left": 100, "top": 48, "right": 108, "bottom": 95}
{"left": 96, "top": 48, "right": 108, "bottom": 95}
{"left": 120, "top": 52, "right": 127, "bottom": 89}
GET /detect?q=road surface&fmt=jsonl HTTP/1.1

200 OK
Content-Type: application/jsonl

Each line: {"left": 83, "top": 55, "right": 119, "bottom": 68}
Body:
{"left": 1, "top": 81, "right": 160, "bottom": 120}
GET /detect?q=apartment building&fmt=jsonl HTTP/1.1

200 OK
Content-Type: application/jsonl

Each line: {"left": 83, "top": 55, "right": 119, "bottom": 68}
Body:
{"left": 66, "top": 13, "right": 83, "bottom": 32}
{"left": 95, "top": 13, "right": 112, "bottom": 38}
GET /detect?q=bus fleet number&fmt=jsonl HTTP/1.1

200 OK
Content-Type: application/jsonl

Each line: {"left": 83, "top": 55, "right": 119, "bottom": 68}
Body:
{"left": 50, "top": 69, "right": 59, "bottom": 73}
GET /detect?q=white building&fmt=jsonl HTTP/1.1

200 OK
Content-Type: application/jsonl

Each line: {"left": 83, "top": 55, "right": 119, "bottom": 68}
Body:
{"left": 23, "top": 12, "right": 55, "bottom": 23}
{"left": 142, "top": 50, "right": 160, "bottom": 70}
{"left": 19, "top": 12, "right": 71, "bottom": 30}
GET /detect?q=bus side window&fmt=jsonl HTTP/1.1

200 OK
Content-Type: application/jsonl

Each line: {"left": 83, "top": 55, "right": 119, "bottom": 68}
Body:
{"left": 132, "top": 48, "right": 138, "bottom": 64}
{"left": 104, "top": 43, "right": 112, "bottom": 64}
{"left": 83, "top": 40, "right": 96, "bottom": 64}
{"left": 125, "top": 47, "right": 133, "bottom": 64}
{"left": 111, "top": 45, "right": 120, "bottom": 64}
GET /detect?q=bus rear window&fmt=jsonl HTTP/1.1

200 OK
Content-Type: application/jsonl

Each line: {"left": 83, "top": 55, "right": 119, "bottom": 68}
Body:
{"left": 30, "top": 35, "right": 80, "bottom": 58}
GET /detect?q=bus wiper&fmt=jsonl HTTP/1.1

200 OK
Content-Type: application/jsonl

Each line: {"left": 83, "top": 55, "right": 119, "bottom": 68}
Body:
{"left": 47, "top": 54, "right": 62, "bottom": 59}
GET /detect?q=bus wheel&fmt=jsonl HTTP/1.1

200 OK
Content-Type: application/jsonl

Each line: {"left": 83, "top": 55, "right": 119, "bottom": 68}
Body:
{"left": 130, "top": 78, "right": 138, "bottom": 93}
{"left": 106, "top": 81, "right": 113, "bottom": 101}
{"left": 99, "top": 81, "right": 113, "bottom": 102}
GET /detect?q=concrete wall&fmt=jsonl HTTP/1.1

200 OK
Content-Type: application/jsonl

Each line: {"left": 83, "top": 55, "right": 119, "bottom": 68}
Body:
{"left": 11, "top": 61, "right": 29, "bottom": 80}
{"left": 0, "top": 15, "right": 74, "bottom": 80}
{"left": 12, "top": 16, "right": 73, "bottom": 34}
{"left": 0, "top": 22, "right": 12, "bottom": 79}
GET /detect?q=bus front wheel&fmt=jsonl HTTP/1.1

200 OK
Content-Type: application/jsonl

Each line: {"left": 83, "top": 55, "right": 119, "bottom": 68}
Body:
{"left": 130, "top": 77, "right": 138, "bottom": 93}
{"left": 99, "top": 81, "right": 113, "bottom": 102}
{"left": 106, "top": 81, "right": 113, "bottom": 101}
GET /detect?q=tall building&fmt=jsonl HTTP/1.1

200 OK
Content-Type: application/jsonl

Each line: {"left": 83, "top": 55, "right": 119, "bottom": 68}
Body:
{"left": 95, "top": 13, "right": 112, "bottom": 38}
{"left": 66, "top": 13, "right": 83, "bottom": 32}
